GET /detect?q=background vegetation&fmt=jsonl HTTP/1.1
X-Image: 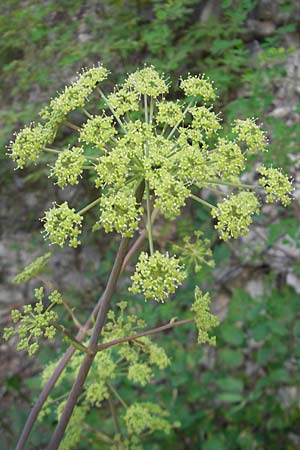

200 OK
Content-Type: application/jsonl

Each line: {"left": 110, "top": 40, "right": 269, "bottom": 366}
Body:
{"left": 1, "top": 1, "right": 300, "bottom": 449}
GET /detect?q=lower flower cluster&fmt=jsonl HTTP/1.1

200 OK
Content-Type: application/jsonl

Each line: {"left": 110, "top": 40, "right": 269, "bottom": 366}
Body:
{"left": 129, "top": 251, "right": 186, "bottom": 302}
{"left": 42, "top": 202, "right": 83, "bottom": 248}
{"left": 3, "top": 287, "right": 62, "bottom": 356}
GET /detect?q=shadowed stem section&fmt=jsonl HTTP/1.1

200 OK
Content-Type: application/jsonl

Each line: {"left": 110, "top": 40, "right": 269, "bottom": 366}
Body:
{"left": 108, "top": 394, "right": 120, "bottom": 435}
{"left": 96, "top": 318, "right": 194, "bottom": 352}
{"left": 145, "top": 181, "right": 154, "bottom": 254}
{"left": 48, "top": 182, "right": 145, "bottom": 450}
{"left": 15, "top": 307, "right": 96, "bottom": 450}
{"left": 121, "top": 207, "right": 159, "bottom": 271}
{"left": 48, "top": 237, "right": 130, "bottom": 449}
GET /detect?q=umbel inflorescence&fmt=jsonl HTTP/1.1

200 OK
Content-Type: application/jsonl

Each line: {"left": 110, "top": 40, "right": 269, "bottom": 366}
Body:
{"left": 8, "top": 64, "right": 292, "bottom": 305}
{"left": 5, "top": 64, "right": 293, "bottom": 450}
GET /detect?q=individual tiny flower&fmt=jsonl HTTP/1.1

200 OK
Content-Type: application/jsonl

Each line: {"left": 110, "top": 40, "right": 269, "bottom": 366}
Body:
{"left": 107, "top": 85, "right": 140, "bottom": 116}
{"left": 156, "top": 101, "right": 184, "bottom": 127}
{"left": 50, "top": 147, "right": 85, "bottom": 188}
{"left": 127, "top": 66, "right": 169, "bottom": 97}
{"left": 181, "top": 74, "right": 216, "bottom": 102}
{"left": 13, "top": 252, "right": 52, "bottom": 284}
{"left": 9, "top": 123, "right": 48, "bottom": 169}
{"left": 258, "top": 165, "right": 292, "bottom": 206}
{"left": 129, "top": 251, "right": 186, "bottom": 302}
{"left": 2, "top": 287, "right": 60, "bottom": 356}
{"left": 42, "top": 202, "right": 83, "bottom": 248}
{"left": 232, "top": 118, "right": 267, "bottom": 153}
{"left": 93, "top": 189, "right": 143, "bottom": 237}
{"left": 212, "top": 191, "right": 260, "bottom": 240}
{"left": 191, "top": 287, "right": 219, "bottom": 345}
{"left": 79, "top": 115, "right": 116, "bottom": 148}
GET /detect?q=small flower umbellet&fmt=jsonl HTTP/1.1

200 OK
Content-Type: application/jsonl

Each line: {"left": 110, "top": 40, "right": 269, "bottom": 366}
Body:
{"left": 50, "top": 147, "right": 85, "bottom": 188}
{"left": 191, "top": 287, "right": 219, "bottom": 345}
{"left": 180, "top": 74, "right": 216, "bottom": 102}
{"left": 13, "top": 252, "right": 52, "bottom": 284}
{"left": 79, "top": 115, "right": 116, "bottom": 148}
{"left": 129, "top": 251, "right": 186, "bottom": 302}
{"left": 3, "top": 287, "right": 62, "bottom": 356}
{"left": 211, "top": 191, "right": 260, "bottom": 241}
{"left": 258, "top": 165, "right": 292, "bottom": 206}
{"left": 232, "top": 118, "right": 267, "bottom": 153}
{"left": 42, "top": 202, "right": 83, "bottom": 248}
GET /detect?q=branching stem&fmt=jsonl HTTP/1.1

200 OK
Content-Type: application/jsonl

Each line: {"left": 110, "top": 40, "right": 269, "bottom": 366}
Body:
{"left": 64, "top": 121, "right": 81, "bottom": 132}
{"left": 97, "top": 87, "right": 127, "bottom": 133}
{"left": 108, "top": 383, "right": 128, "bottom": 409}
{"left": 145, "top": 181, "right": 154, "bottom": 255}
{"left": 47, "top": 183, "right": 144, "bottom": 449}
{"left": 97, "top": 318, "right": 194, "bottom": 352}
{"left": 78, "top": 197, "right": 102, "bottom": 215}
{"left": 190, "top": 194, "right": 214, "bottom": 209}
{"left": 167, "top": 98, "right": 194, "bottom": 139}
{"left": 204, "top": 179, "right": 257, "bottom": 190}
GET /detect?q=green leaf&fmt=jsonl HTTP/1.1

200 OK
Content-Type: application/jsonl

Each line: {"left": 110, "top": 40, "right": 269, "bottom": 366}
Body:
{"left": 217, "top": 376, "right": 244, "bottom": 392}
{"left": 267, "top": 368, "right": 289, "bottom": 383}
{"left": 221, "top": 324, "right": 245, "bottom": 346}
{"left": 219, "top": 348, "right": 244, "bottom": 368}
{"left": 218, "top": 392, "right": 243, "bottom": 403}
{"left": 251, "top": 322, "right": 269, "bottom": 341}
{"left": 203, "top": 435, "right": 228, "bottom": 450}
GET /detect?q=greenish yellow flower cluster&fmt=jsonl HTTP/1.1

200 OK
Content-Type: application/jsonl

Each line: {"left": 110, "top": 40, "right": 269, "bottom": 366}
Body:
{"left": 9, "top": 124, "right": 49, "bottom": 169}
{"left": 108, "top": 84, "right": 140, "bottom": 116}
{"left": 8, "top": 64, "right": 293, "bottom": 303}
{"left": 13, "top": 252, "right": 52, "bottom": 284}
{"left": 93, "top": 190, "right": 144, "bottom": 237}
{"left": 9, "top": 65, "right": 108, "bottom": 169}
{"left": 41, "top": 65, "right": 108, "bottom": 120}
{"left": 211, "top": 137, "right": 245, "bottom": 177}
{"left": 212, "top": 191, "right": 260, "bottom": 241}
{"left": 258, "top": 165, "right": 292, "bottom": 206}
{"left": 156, "top": 101, "right": 184, "bottom": 126}
{"left": 79, "top": 115, "right": 116, "bottom": 148}
{"left": 50, "top": 147, "right": 85, "bottom": 188}
{"left": 190, "top": 106, "right": 221, "bottom": 137}
{"left": 42, "top": 202, "right": 83, "bottom": 248}
{"left": 124, "top": 402, "right": 174, "bottom": 435}
{"left": 130, "top": 251, "right": 186, "bottom": 302}
{"left": 38, "top": 302, "right": 173, "bottom": 449}
{"left": 127, "top": 66, "right": 169, "bottom": 97}
{"left": 191, "top": 287, "right": 219, "bottom": 345}
{"left": 172, "top": 231, "right": 215, "bottom": 273}
{"left": 3, "top": 287, "right": 62, "bottom": 356}
{"left": 180, "top": 74, "right": 216, "bottom": 102}
{"left": 233, "top": 118, "right": 267, "bottom": 153}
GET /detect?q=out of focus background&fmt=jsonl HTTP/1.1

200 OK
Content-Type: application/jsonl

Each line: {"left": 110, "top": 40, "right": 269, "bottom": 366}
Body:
{"left": 1, "top": 1, "right": 300, "bottom": 449}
